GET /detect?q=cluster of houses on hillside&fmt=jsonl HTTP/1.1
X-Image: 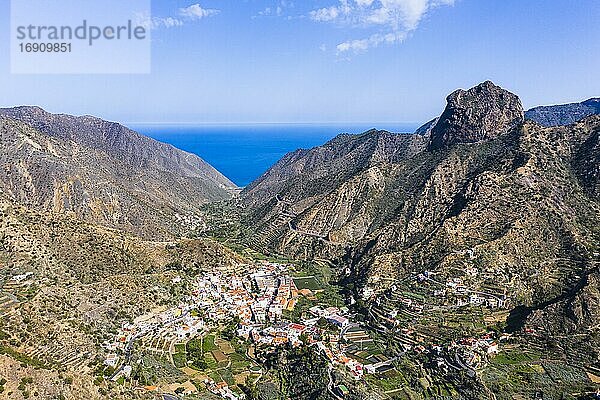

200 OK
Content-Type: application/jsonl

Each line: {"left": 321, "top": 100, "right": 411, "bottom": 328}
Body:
{"left": 441, "top": 277, "right": 507, "bottom": 309}
{"left": 99, "top": 260, "right": 377, "bottom": 397}
{"left": 100, "top": 260, "right": 511, "bottom": 399}
{"left": 414, "top": 272, "right": 508, "bottom": 310}
{"left": 102, "top": 304, "right": 207, "bottom": 383}
{"left": 424, "top": 331, "right": 510, "bottom": 378}
{"left": 190, "top": 262, "right": 315, "bottom": 328}
{"left": 205, "top": 378, "right": 245, "bottom": 400}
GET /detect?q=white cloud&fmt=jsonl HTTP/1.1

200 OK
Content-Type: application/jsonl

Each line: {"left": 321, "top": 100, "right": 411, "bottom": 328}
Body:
{"left": 309, "top": 0, "right": 455, "bottom": 53}
{"left": 137, "top": 3, "right": 219, "bottom": 30}
{"left": 179, "top": 3, "right": 220, "bottom": 19}
{"left": 152, "top": 16, "right": 185, "bottom": 29}
{"left": 336, "top": 31, "right": 406, "bottom": 53}
{"left": 134, "top": 12, "right": 183, "bottom": 30}
{"left": 310, "top": 6, "right": 341, "bottom": 22}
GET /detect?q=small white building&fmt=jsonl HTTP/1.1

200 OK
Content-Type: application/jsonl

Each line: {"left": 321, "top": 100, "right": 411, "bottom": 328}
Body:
{"left": 104, "top": 354, "right": 119, "bottom": 367}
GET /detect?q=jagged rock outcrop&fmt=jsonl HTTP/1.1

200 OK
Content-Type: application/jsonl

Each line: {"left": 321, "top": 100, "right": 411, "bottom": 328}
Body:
{"left": 526, "top": 97, "right": 600, "bottom": 127}
{"left": 428, "top": 81, "right": 524, "bottom": 149}
{"left": 0, "top": 107, "right": 237, "bottom": 239}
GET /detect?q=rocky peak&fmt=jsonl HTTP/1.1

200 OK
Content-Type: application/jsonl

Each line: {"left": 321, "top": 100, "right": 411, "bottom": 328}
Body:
{"left": 428, "top": 81, "right": 524, "bottom": 149}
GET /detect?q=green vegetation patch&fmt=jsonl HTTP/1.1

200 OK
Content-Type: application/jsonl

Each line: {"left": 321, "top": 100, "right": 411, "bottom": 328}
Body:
{"left": 492, "top": 350, "right": 540, "bottom": 365}
{"left": 172, "top": 352, "right": 187, "bottom": 368}
{"left": 230, "top": 353, "right": 251, "bottom": 374}
{"left": 174, "top": 343, "right": 186, "bottom": 353}
{"left": 0, "top": 345, "right": 49, "bottom": 369}
{"left": 365, "top": 370, "right": 408, "bottom": 392}
{"left": 186, "top": 335, "right": 220, "bottom": 370}
{"left": 283, "top": 297, "right": 312, "bottom": 323}
{"left": 315, "top": 287, "right": 344, "bottom": 308}
{"left": 202, "top": 335, "right": 218, "bottom": 352}
{"left": 293, "top": 277, "right": 321, "bottom": 291}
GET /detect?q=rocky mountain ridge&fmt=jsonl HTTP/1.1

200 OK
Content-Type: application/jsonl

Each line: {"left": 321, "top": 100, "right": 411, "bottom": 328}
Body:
{"left": 0, "top": 107, "right": 237, "bottom": 239}
{"left": 0, "top": 106, "right": 235, "bottom": 184}
{"left": 242, "top": 81, "right": 600, "bottom": 336}
{"left": 525, "top": 97, "right": 600, "bottom": 127}
{"left": 242, "top": 127, "right": 429, "bottom": 220}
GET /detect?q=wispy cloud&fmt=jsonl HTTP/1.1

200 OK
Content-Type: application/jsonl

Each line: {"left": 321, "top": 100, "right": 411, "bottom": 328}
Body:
{"left": 138, "top": 2, "right": 220, "bottom": 30}
{"left": 257, "top": 6, "right": 283, "bottom": 17}
{"left": 146, "top": 16, "right": 184, "bottom": 29}
{"left": 179, "top": 3, "right": 220, "bottom": 20}
{"left": 255, "top": 1, "right": 295, "bottom": 18}
{"left": 309, "top": 0, "right": 455, "bottom": 54}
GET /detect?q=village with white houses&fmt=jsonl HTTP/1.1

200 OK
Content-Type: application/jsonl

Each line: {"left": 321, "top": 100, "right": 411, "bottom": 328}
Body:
{"left": 94, "top": 256, "right": 511, "bottom": 399}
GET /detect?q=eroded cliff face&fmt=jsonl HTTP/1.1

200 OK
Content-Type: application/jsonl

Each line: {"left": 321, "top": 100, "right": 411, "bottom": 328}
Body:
{"left": 428, "top": 80, "right": 524, "bottom": 149}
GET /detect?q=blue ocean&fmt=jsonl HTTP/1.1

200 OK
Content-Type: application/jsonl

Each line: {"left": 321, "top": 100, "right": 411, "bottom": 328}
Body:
{"left": 131, "top": 123, "right": 420, "bottom": 187}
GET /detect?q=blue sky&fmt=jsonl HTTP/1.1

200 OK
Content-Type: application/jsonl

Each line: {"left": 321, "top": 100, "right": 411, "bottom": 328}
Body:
{"left": 0, "top": 0, "right": 599, "bottom": 124}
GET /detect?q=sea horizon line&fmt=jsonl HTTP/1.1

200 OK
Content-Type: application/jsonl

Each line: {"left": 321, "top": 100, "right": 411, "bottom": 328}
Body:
{"left": 126, "top": 121, "right": 423, "bottom": 126}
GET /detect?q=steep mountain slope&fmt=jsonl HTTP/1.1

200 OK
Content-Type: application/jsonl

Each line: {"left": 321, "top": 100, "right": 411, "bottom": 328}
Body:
{"left": 572, "top": 123, "right": 600, "bottom": 197}
{"left": 0, "top": 106, "right": 234, "bottom": 187}
{"left": 526, "top": 97, "right": 600, "bottom": 126}
{"left": 0, "top": 108, "right": 236, "bottom": 238}
{"left": 241, "top": 127, "right": 429, "bottom": 253}
{"left": 0, "top": 107, "right": 246, "bottom": 399}
{"left": 243, "top": 129, "right": 428, "bottom": 210}
{"left": 242, "top": 81, "right": 600, "bottom": 333}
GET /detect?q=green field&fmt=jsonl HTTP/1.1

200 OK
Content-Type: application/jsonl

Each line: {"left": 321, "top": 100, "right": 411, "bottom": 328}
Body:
{"left": 174, "top": 343, "right": 186, "bottom": 353}
{"left": 492, "top": 350, "right": 540, "bottom": 365}
{"left": 202, "top": 335, "right": 218, "bottom": 352}
{"left": 186, "top": 335, "right": 219, "bottom": 370}
{"left": 293, "top": 276, "right": 321, "bottom": 291}
{"left": 172, "top": 352, "right": 187, "bottom": 368}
